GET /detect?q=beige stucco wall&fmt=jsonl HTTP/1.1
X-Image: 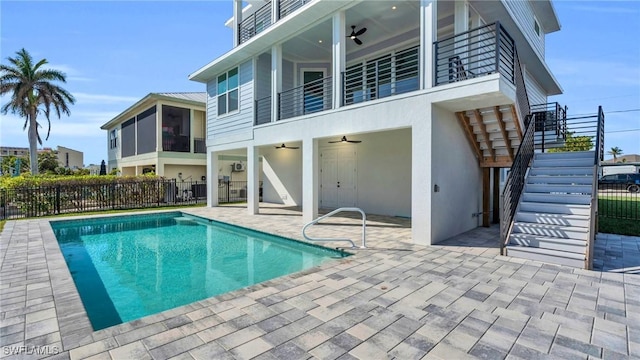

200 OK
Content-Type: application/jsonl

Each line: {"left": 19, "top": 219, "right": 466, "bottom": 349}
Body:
{"left": 57, "top": 146, "right": 83, "bottom": 169}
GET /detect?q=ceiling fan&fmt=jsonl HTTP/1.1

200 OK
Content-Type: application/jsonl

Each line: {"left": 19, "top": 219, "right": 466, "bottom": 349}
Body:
{"left": 274, "top": 143, "right": 299, "bottom": 149}
{"left": 329, "top": 136, "right": 362, "bottom": 144}
{"left": 347, "top": 25, "right": 367, "bottom": 46}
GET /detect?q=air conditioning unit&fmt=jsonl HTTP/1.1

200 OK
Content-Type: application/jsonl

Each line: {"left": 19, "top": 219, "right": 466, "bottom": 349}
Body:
{"left": 232, "top": 162, "right": 245, "bottom": 172}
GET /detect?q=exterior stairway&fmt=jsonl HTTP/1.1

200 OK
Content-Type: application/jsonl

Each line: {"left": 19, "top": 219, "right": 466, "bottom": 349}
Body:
{"left": 505, "top": 151, "right": 596, "bottom": 268}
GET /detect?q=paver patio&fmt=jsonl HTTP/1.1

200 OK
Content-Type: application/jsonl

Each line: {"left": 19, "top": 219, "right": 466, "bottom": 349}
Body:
{"left": 0, "top": 204, "right": 639, "bottom": 359}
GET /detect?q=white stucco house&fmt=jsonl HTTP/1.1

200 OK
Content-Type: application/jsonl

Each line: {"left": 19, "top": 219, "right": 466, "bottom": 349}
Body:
{"left": 189, "top": 0, "right": 566, "bottom": 248}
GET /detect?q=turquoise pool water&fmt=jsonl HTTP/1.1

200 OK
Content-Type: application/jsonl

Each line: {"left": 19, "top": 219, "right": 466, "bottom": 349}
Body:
{"left": 51, "top": 212, "right": 347, "bottom": 330}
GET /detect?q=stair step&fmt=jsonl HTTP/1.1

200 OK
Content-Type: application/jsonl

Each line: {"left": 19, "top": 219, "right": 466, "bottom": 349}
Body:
{"left": 525, "top": 184, "right": 592, "bottom": 194}
{"left": 512, "top": 222, "right": 589, "bottom": 240}
{"left": 515, "top": 212, "right": 591, "bottom": 227}
{"left": 505, "top": 246, "right": 586, "bottom": 268}
{"left": 529, "top": 167, "right": 594, "bottom": 176}
{"left": 535, "top": 151, "right": 595, "bottom": 160}
{"left": 522, "top": 193, "right": 591, "bottom": 205}
{"left": 534, "top": 158, "right": 594, "bottom": 167}
{"left": 527, "top": 175, "right": 592, "bottom": 185}
{"left": 508, "top": 233, "right": 587, "bottom": 253}
{"left": 519, "top": 202, "right": 591, "bottom": 215}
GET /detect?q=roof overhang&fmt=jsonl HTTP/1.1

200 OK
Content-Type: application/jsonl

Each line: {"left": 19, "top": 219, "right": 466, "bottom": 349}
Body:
{"left": 189, "top": 0, "right": 361, "bottom": 83}
{"left": 100, "top": 93, "right": 206, "bottom": 130}
{"left": 531, "top": 0, "right": 561, "bottom": 33}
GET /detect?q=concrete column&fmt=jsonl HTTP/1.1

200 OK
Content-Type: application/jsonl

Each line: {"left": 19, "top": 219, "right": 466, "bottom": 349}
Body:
{"left": 207, "top": 151, "right": 219, "bottom": 207}
{"left": 332, "top": 11, "right": 346, "bottom": 108}
{"left": 233, "top": 0, "right": 243, "bottom": 47}
{"left": 302, "top": 138, "right": 319, "bottom": 223}
{"left": 419, "top": 0, "right": 437, "bottom": 89}
{"left": 272, "top": 0, "right": 279, "bottom": 24}
{"left": 156, "top": 104, "right": 163, "bottom": 152}
{"left": 189, "top": 109, "right": 195, "bottom": 153}
{"left": 271, "top": 45, "right": 282, "bottom": 122}
{"left": 247, "top": 145, "right": 260, "bottom": 215}
{"left": 411, "top": 105, "right": 433, "bottom": 245}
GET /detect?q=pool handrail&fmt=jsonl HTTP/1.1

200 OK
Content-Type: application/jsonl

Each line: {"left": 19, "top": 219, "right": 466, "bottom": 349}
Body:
{"left": 302, "top": 207, "right": 367, "bottom": 248}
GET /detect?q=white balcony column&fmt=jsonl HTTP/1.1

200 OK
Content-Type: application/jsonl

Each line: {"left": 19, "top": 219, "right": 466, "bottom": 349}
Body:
{"left": 247, "top": 145, "right": 260, "bottom": 215}
{"left": 332, "top": 11, "right": 346, "bottom": 109}
{"left": 233, "top": 0, "right": 243, "bottom": 46}
{"left": 207, "top": 150, "right": 219, "bottom": 207}
{"left": 190, "top": 109, "right": 195, "bottom": 153}
{"left": 302, "top": 138, "right": 319, "bottom": 224}
{"left": 419, "top": 0, "right": 437, "bottom": 89}
{"left": 271, "top": 44, "right": 282, "bottom": 122}
{"left": 272, "top": 0, "right": 279, "bottom": 24}
{"left": 411, "top": 106, "right": 433, "bottom": 246}
{"left": 454, "top": 0, "right": 469, "bottom": 34}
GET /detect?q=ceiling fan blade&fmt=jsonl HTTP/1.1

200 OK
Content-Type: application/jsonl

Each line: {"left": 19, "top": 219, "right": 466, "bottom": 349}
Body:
{"left": 328, "top": 140, "right": 342, "bottom": 143}
{"left": 355, "top": 27, "right": 367, "bottom": 36}
{"left": 347, "top": 140, "right": 362, "bottom": 143}
{"left": 288, "top": 146, "right": 300, "bottom": 149}
{"left": 354, "top": 38, "right": 363, "bottom": 46}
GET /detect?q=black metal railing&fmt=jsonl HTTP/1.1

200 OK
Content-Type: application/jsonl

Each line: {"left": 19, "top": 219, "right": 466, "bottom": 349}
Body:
{"left": 278, "top": 0, "right": 310, "bottom": 19}
{"left": 0, "top": 179, "right": 207, "bottom": 220}
{"left": 343, "top": 46, "right": 419, "bottom": 106}
{"left": 529, "top": 109, "right": 603, "bottom": 154}
{"left": 238, "top": 1, "right": 272, "bottom": 44}
{"left": 217, "top": 180, "right": 263, "bottom": 203}
{"left": 255, "top": 96, "right": 272, "bottom": 125}
{"left": 194, "top": 138, "right": 206, "bottom": 154}
{"left": 278, "top": 76, "right": 332, "bottom": 120}
{"left": 500, "top": 113, "right": 537, "bottom": 254}
{"left": 596, "top": 105, "right": 605, "bottom": 164}
{"left": 514, "top": 48, "right": 530, "bottom": 122}
{"left": 528, "top": 102, "right": 568, "bottom": 151}
{"left": 434, "top": 22, "right": 515, "bottom": 86}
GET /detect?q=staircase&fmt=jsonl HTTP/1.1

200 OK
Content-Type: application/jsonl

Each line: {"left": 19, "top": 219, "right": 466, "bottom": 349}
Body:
{"left": 505, "top": 151, "right": 596, "bottom": 268}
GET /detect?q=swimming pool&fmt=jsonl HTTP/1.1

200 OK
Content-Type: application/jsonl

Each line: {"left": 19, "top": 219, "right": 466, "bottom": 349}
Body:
{"left": 51, "top": 212, "right": 347, "bottom": 330}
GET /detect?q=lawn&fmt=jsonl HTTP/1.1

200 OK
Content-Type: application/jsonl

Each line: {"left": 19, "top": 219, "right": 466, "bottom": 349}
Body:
{"left": 598, "top": 195, "right": 640, "bottom": 236}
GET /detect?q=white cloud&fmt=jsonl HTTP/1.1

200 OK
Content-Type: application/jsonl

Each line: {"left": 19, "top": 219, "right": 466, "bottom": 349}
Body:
{"left": 73, "top": 92, "right": 139, "bottom": 104}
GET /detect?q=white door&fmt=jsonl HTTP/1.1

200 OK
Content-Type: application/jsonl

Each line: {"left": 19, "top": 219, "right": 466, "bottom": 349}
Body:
{"left": 320, "top": 148, "right": 357, "bottom": 209}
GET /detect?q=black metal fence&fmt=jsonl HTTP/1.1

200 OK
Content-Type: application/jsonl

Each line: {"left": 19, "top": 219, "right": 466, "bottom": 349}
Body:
{"left": 238, "top": 0, "right": 272, "bottom": 44}
{"left": 217, "top": 180, "right": 262, "bottom": 204}
{"left": 598, "top": 182, "right": 640, "bottom": 220}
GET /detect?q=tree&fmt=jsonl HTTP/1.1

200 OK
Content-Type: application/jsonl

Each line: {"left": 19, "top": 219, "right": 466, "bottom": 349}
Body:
{"left": 607, "top": 146, "right": 623, "bottom": 162}
{"left": 99, "top": 160, "right": 107, "bottom": 175}
{"left": 548, "top": 132, "right": 593, "bottom": 153}
{"left": 38, "top": 151, "right": 60, "bottom": 173}
{"left": 0, "top": 48, "right": 75, "bottom": 175}
{"left": 1, "top": 155, "right": 28, "bottom": 175}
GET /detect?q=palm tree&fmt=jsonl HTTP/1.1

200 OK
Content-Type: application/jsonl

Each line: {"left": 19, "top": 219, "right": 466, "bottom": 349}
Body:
{"left": 0, "top": 48, "right": 75, "bottom": 175}
{"left": 607, "top": 146, "right": 623, "bottom": 163}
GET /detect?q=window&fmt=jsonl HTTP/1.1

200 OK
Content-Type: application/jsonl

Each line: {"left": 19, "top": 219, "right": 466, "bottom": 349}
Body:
{"left": 217, "top": 67, "right": 239, "bottom": 116}
{"left": 534, "top": 19, "right": 540, "bottom": 36}
{"left": 109, "top": 129, "right": 118, "bottom": 149}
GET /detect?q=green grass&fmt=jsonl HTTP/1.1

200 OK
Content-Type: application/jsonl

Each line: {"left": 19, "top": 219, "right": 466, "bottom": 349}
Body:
{"left": 0, "top": 220, "right": 5, "bottom": 233}
{"left": 598, "top": 196, "right": 640, "bottom": 236}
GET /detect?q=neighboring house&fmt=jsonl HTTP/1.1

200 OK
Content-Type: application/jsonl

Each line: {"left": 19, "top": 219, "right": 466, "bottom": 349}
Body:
{"left": 189, "top": 0, "right": 563, "bottom": 246}
{"left": 56, "top": 146, "right": 83, "bottom": 170}
{"left": 100, "top": 92, "right": 207, "bottom": 181}
{"left": 603, "top": 154, "right": 640, "bottom": 164}
{"left": 0, "top": 146, "right": 83, "bottom": 169}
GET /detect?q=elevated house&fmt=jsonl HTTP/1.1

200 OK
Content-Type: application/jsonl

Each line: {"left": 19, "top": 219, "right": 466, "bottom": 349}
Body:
{"left": 190, "top": 0, "right": 605, "bottom": 268}
{"left": 101, "top": 92, "right": 207, "bottom": 181}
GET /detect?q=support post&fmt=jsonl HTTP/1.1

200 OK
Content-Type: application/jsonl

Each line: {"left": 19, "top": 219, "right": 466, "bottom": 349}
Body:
{"left": 332, "top": 11, "right": 346, "bottom": 108}
{"left": 483, "top": 167, "right": 490, "bottom": 227}
{"left": 207, "top": 151, "right": 218, "bottom": 207}
{"left": 302, "top": 138, "right": 319, "bottom": 224}
{"left": 247, "top": 146, "right": 260, "bottom": 215}
{"left": 233, "top": 0, "right": 243, "bottom": 46}
{"left": 419, "top": 0, "right": 437, "bottom": 89}
{"left": 493, "top": 167, "right": 500, "bottom": 224}
{"left": 271, "top": 44, "right": 282, "bottom": 122}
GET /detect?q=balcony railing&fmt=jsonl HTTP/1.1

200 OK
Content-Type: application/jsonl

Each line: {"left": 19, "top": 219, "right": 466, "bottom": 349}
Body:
{"left": 434, "top": 22, "right": 515, "bottom": 86}
{"left": 278, "top": 76, "right": 333, "bottom": 120}
{"left": 278, "top": 0, "right": 310, "bottom": 19}
{"left": 238, "top": 1, "right": 272, "bottom": 45}
{"left": 255, "top": 96, "right": 272, "bottom": 125}
{"left": 343, "top": 46, "right": 419, "bottom": 106}
{"left": 194, "top": 138, "right": 206, "bottom": 154}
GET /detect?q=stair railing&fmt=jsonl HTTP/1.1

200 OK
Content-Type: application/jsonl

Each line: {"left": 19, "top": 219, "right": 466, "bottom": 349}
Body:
{"left": 302, "top": 207, "right": 366, "bottom": 248}
{"left": 500, "top": 113, "right": 537, "bottom": 254}
{"left": 586, "top": 106, "right": 605, "bottom": 269}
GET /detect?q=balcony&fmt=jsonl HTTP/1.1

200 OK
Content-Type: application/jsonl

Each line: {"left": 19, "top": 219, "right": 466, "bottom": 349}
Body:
{"left": 238, "top": 1, "right": 272, "bottom": 45}
{"left": 278, "top": 0, "right": 311, "bottom": 19}
{"left": 278, "top": 76, "right": 332, "bottom": 121}
{"left": 434, "top": 22, "right": 515, "bottom": 87}
{"left": 162, "top": 136, "right": 190, "bottom": 152}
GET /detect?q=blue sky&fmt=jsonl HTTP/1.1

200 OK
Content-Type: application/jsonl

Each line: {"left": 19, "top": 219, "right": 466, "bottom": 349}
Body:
{"left": 1, "top": 1, "right": 639, "bottom": 165}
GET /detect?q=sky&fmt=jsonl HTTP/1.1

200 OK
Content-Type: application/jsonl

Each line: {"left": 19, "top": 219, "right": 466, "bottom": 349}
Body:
{"left": 0, "top": 0, "right": 639, "bottom": 166}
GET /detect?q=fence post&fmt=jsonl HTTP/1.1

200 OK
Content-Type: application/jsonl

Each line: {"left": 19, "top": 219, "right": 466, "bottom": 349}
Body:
{"left": 56, "top": 185, "right": 61, "bottom": 215}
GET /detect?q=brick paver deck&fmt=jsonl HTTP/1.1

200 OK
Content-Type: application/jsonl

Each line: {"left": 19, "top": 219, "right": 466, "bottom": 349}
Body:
{"left": 1, "top": 205, "right": 638, "bottom": 359}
